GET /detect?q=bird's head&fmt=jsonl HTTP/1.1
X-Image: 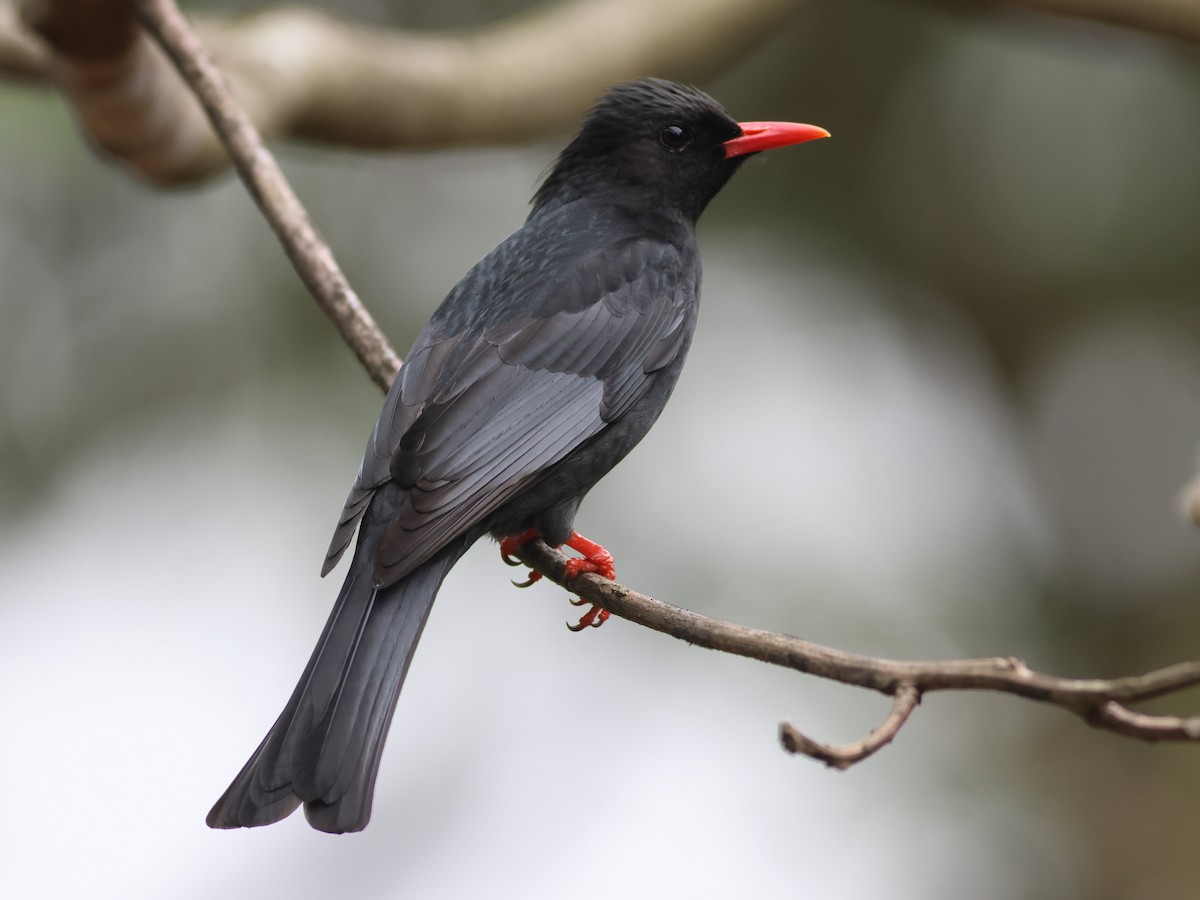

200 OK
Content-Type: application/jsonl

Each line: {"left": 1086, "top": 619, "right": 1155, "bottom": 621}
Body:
{"left": 532, "top": 79, "right": 829, "bottom": 222}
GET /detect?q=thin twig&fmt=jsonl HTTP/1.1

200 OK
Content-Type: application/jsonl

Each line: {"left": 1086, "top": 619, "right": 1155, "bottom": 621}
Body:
{"left": 780, "top": 686, "right": 921, "bottom": 769}
{"left": 132, "top": 0, "right": 401, "bottom": 389}
{"left": 133, "top": 0, "right": 1200, "bottom": 770}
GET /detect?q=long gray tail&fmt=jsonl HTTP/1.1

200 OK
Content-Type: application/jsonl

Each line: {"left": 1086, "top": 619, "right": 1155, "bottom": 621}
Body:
{"left": 206, "top": 498, "right": 468, "bottom": 834}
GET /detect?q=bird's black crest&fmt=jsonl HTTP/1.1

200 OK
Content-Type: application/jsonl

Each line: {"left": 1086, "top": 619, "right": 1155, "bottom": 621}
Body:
{"left": 577, "top": 79, "right": 736, "bottom": 144}
{"left": 531, "top": 79, "right": 744, "bottom": 219}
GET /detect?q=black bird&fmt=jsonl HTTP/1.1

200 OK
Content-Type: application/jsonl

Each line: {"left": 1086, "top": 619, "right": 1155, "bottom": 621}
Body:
{"left": 207, "top": 79, "right": 828, "bottom": 833}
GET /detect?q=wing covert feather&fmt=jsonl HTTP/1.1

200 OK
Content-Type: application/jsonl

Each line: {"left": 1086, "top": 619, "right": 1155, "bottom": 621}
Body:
{"left": 323, "top": 227, "right": 696, "bottom": 581}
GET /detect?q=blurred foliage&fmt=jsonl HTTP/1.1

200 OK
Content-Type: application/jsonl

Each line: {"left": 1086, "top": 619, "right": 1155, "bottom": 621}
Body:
{"left": 2, "top": 1, "right": 1200, "bottom": 897}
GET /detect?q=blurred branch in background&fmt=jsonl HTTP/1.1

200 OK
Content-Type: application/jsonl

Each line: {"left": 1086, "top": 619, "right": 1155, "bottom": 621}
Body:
{"left": 6, "top": 0, "right": 1200, "bottom": 184}
{"left": 5, "top": 0, "right": 797, "bottom": 183}
{"left": 1010, "top": 0, "right": 1200, "bottom": 45}
{"left": 128, "top": 0, "right": 1200, "bottom": 770}
{"left": 0, "top": 0, "right": 42, "bottom": 78}
{"left": 1182, "top": 470, "right": 1200, "bottom": 527}
{"left": 134, "top": 0, "right": 401, "bottom": 388}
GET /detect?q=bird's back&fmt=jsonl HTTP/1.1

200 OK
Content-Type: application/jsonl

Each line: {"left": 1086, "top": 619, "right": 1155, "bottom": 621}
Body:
{"left": 324, "top": 198, "right": 701, "bottom": 582}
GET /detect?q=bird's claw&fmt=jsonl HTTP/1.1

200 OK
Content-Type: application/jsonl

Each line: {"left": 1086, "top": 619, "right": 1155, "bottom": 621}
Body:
{"left": 499, "top": 528, "right": 540, "bottom": 566}
{"left": 511, "top": 571, "right": 543, "bottom": 588}
{"left": 567, "top": 604, "right": 610, "bottom": 631}
{"left": 499, "top": 528, "right": 542, "bottom": 583}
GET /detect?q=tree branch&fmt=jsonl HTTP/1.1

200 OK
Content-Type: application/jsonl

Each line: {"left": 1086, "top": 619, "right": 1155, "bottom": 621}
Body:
{"left": 1180, "top": 469, "right": 1200, "bottom": 528}
{"left": 133, "top": 0, "right": 400, "bottom": 389}
{"left": 10, "top": 0, "right": 1200, "bottom": 185}
{"left": 122, "top": 0, "right": 1200, "bottom": 767}
{"left": 1005, "top": 0, "right": 1200, "bottom": 46}
{"left": 510, "top": 538, "right": 1200, "bottom": 764}
{"left": 9, "top": 0, "right": 798, "bottom": 184}
{"left": 0, "top": 0, "right": 44, "bottom": 79}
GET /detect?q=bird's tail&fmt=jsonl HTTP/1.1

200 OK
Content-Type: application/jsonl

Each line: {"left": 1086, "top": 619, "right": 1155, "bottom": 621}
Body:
{"left": 206, "top": 502, "right": 467, "bottom": 834}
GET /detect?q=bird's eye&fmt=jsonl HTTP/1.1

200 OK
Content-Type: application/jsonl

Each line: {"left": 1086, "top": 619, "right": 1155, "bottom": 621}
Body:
{"left": 658, "top": 124, "right": 694, "bottom": 152}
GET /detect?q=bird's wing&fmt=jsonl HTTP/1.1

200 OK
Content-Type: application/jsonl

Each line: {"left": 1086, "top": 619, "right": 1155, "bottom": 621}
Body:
{"left": 322, "top": 235, "right": 694, "bottom": 583}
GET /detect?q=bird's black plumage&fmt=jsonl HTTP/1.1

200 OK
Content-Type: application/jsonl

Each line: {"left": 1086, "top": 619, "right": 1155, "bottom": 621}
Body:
{"left": 207, "top": 79, "right": 820, "bottom": 833}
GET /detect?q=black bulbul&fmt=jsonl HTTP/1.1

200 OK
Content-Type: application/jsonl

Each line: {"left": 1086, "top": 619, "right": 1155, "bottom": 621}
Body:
{"left": 207, "top": 78, "right": 828, "bottom": 833}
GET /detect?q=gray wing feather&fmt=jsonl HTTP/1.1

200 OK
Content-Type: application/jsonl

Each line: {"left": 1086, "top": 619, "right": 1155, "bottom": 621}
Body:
{"left": 322, "top": 237, "right": 693, "bottom": 582}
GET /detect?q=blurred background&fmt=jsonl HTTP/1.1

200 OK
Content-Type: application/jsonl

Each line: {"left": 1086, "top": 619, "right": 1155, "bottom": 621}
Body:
{"left": 2, "top": 1, "right": 1199, "bottom": 897}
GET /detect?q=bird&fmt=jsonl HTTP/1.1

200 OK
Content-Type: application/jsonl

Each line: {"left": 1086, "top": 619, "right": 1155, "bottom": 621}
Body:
{"left": 206, "top": 78, "right": 828, "bottom": 833}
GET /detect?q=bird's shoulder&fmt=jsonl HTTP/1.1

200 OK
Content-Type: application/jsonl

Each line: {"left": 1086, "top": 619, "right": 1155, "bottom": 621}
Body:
{"left": 321, "top": 202, "right": 700, "bottom": 577}
{"left": 427, "top": 200, "right": 697, "bottom": 334}
{"left": 395, "top": 202, "right": 698, "bottom": 417}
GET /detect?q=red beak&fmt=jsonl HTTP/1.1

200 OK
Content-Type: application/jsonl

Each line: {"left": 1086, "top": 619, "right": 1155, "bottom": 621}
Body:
{"left": 723, "top": 121, "right": 831, "bottom": 159}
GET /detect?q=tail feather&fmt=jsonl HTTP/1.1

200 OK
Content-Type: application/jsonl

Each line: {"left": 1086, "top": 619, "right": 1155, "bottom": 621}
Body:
{"left": 207, "top": 497, "right": 467, "bottom": 834}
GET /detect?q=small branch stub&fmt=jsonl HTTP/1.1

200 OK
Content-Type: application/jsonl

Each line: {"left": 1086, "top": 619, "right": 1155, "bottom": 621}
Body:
{"left": 780, "top": 686, "right": 921, "bottom": 770}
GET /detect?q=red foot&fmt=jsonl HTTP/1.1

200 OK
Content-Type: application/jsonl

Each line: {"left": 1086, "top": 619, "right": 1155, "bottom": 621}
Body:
{"left": 499, "top": 528, "right": 542, "bottom": 587}
{"left": 500, "top": 528, "right": 540, "bottom": 565}
{"left": 567, "top": 602, "right": 609, "bottom": 631}
{"left": 562, "top": 531, "right": 615, "bottom": 631}
{"left": 497, "top": 529, "right": 616, "bottom": 631}
{"left": 562, "top": 532, "right": 615, "bottom": 580}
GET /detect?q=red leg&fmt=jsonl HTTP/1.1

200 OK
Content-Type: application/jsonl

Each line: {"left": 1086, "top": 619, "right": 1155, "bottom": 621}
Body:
{"left": 562, "top": 531, "right": 616, "bottom": 580}
{"left": 497, "top": 528, "right": 616, "bottom": 630}
{"left": 562, "top": 531, "right": 615, "bottom": 630}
